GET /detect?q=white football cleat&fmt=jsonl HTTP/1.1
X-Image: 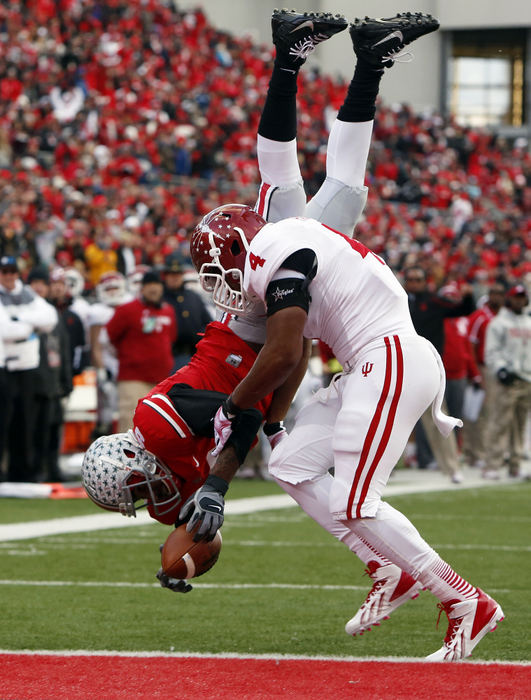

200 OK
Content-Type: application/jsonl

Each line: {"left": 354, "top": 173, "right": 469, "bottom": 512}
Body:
{"left": 345, "top": 561, "right": 422, "bottom": 636}
{"left": 426, "top": 588, "right": 504, "bottom": 661}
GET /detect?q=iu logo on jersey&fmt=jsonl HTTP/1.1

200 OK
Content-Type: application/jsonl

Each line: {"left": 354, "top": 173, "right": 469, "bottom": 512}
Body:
{"left": 361, "top": 362, "right": 374, "bottom": 377}
{"left": 249, "top": 252, "right": 266, "bottom": 270}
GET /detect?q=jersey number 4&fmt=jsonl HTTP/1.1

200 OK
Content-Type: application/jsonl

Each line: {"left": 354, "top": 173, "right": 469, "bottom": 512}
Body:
{"left": 322, "top": 224, "right": 385, "bottom": 266}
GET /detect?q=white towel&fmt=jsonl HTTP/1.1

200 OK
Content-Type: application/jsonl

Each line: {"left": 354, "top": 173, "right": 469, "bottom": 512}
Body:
{"left": 427, "top": 340, "right": 464, "bottom": 437}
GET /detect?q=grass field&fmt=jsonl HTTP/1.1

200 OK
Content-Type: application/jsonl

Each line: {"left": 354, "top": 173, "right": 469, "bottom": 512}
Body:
{"left": 1, "top": 479, "right": 530, "bottom": 663}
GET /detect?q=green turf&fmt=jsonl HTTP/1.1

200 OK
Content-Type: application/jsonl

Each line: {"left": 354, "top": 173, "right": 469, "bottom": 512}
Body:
{"left": 1, "top": 481, "right": 529, "bottom": 661}
{"left": 0, "top": 478, "right": 282, "bottom": 523}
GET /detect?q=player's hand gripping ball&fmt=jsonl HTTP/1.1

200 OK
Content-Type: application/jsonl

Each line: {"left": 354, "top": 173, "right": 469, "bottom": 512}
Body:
{"left": 161, "top": 523, "right": 222, "bottom": 579}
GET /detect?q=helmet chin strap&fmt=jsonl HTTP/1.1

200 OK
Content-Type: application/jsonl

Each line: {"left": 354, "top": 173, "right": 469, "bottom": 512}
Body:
{"left": 233, "top": 226, "right": 250, "bottom": 252}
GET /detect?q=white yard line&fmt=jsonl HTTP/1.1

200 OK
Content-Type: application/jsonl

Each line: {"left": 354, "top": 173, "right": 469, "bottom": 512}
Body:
{"left": 0, "top": 494, "right": 294, "bottom": 542}
{"left": 0, "top": 579, "right": 514, "bottom": 595}
{"left": 0, "top": 470, "right": 524, "bottom": 542}
{"left": 0, "top": 647, "right": 528, "bottom": 666}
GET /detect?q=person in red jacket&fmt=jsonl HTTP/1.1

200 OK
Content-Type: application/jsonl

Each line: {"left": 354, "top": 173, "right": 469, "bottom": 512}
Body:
{"left": 462, "top": 282, "right": 506, "bottom": 467}
{"left": 442, "top": 315, "right": 482, "bottom": 446}
{"left": 106, "top": 270, "right": 177, "bottom": 432}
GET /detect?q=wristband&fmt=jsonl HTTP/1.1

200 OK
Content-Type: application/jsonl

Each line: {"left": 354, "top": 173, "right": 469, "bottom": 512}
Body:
{"left": 224, "top": 395, "right": 241, "bottom": 418}
{"left": 205, "top": 473, "right": 229, "bottom": 496}
{"left": 263, "top": 421, "right": 284, "bottom": 436}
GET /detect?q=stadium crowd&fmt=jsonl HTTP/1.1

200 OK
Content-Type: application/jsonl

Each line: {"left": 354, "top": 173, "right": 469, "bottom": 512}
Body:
{"left": 0, "top": 1, "right": 529, "bottom": 287}
{"left": 0, "top": 1, "right": 529, "bottom": 482}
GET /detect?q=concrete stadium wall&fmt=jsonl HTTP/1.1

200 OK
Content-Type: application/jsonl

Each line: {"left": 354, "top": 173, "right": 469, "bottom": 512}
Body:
{"left": 176, "top": 1, "right": 530, "bottom": 114}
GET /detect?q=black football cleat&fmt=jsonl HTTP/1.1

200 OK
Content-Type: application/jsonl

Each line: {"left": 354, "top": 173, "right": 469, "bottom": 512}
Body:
{"left": 349, "top": 12, "right": 440, "bottom": 68}
{"left": 272, "top": 8, "right": 348, "bottom": 68}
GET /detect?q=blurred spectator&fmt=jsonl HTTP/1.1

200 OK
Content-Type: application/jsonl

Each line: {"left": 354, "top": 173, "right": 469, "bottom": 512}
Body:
{"left": 483, "top": 285, "right": 531, "bottom": 479}
{"left": 126, "top": 263, "right": 151, "bottom": 299}
{"left": 439, "top": 282, "right": 482, "bottom": 433}
{"left": 84, "top": 230, "right": 118, "bottom": 287}
{"left": 87, "top": 271, "right": 132, "bottom": 438}
{"left": 64, "top": 266, "right": 92, "bottom": 333}
{"left": 107, "top": 270, "right": 176, "bottom": 433}
{"left": 403, "top": 266, "right": 475, "bottom": 482}
{"left": 462, "top": 282, "right": 506, "bottom": 468}
{"left": 47, "top": 266, "right": 88, "bottom": 376}
{"left": 162, "top": 254, "right": 213, "bottom": 371}
{"left": 0, "top": 1, "right": 525, "bottom": 291}
{"left": 28, "top": 266, "right": 73, "bottom": 482}
{"left": 0, "top": 256, "right": 57, "bottom": 482}
{"left": 116, "top": 216, "right": 149, "bottom": 277}
{"left": 442, "top": 316, "right": 481, "bottom": 427}
{"left": 0, "top": 298, "right": 36, "bottom": 477}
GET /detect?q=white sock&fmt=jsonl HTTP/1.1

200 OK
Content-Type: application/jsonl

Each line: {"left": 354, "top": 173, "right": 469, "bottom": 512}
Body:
{"left": 349, "top": 501, "right": 439, "bottom": 578}
{"left": 326, "top": 118, "right": 373, "bottom": 188}
{"left": 418, "top": 557, "right": 478, "bottom": 603}
{"left": 256, "top": 134, "right": 302, "bottom": 186}
{"left": 274, "top": 475, "right": 390, "bottom": 566}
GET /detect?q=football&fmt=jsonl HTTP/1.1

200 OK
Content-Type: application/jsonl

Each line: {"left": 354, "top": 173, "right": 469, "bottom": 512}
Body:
{"left": 161, "top": 523, "right": 222, "bottom": 579}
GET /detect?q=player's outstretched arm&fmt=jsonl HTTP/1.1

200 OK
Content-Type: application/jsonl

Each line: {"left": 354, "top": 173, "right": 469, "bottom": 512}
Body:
{"left": 265, "top": 336, "right": 312, "bottom": 424}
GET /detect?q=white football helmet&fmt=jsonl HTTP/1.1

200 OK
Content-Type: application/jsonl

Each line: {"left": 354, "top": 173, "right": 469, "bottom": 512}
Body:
{"left": 64, "top": 267, "right": 85, "bottom": 299}
{"left": 81, "top": 430, "right": 181, "bottom": 518}
{"left": 96, "top": 271, "right": 127, "bottom": 307}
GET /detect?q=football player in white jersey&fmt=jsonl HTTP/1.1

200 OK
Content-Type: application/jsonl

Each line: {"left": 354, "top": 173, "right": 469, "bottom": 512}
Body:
{"left": 87, "top": 271, "right": 133, "bottom": 437}
{"left": 184, "top": 10, "right": 504, "bottom": 662}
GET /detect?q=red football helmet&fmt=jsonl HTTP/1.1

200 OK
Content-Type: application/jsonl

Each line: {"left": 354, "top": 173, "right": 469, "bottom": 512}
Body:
{"left": 190, "top": 203, "right": 266, "bottom": 315}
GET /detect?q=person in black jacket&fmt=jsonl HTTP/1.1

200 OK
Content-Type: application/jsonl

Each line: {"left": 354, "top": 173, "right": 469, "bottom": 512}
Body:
{"left": 403, "top": 266, "right": 475, "bottom": 482}
{"left": 28, "top": 268, "right": 73, "bottom": 482}
{"left": 404, "top": 266, "right": 475, "bottom": 355}
{"left": 47, "top": 267, "right": 88, "bottom": 376}
{"left": 162, "top": 255, "right": 213, "bottom": 371}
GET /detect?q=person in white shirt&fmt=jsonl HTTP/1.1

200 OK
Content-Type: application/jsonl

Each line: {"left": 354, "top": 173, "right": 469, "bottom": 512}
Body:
{"left": 484, "top": 284, "right": 531, "bottom": 479}
{"left": 0, "top": 256, "right": 58, "bottom": 481}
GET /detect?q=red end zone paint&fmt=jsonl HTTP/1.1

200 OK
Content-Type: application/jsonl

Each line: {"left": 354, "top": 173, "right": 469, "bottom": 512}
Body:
{"left": 1, "top": 653, "right": 529, "bottom": 699}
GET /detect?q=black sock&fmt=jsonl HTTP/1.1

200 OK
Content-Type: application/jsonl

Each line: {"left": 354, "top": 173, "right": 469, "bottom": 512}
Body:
{"left": 258, "top": 59, "right": 299, "bottom": 142}
{"left": 337, "top": 57, "right": 384, "bottom": 123}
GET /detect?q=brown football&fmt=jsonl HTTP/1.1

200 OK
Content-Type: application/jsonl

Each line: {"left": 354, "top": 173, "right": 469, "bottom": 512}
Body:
{"left": 161, "top": 523, "right": 222, "bottom": 579}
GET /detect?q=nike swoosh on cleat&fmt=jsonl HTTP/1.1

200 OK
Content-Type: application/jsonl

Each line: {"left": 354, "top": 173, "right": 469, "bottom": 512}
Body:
{"left": 290, "top": 19, "right": 314, "bottom": 33}
{"left": 372, "top": 29, "right": 403, "bottom": 47}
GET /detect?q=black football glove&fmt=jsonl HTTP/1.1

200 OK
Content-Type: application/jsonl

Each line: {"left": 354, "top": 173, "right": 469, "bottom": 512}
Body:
{"left": 497, "top": 368, "right": 517, "bottom": 386}
{"left": 178, "top": 474, "right": 228, "bottom": 542}
{"left": 156, "top": 568, "right": 193, "bottom": 593}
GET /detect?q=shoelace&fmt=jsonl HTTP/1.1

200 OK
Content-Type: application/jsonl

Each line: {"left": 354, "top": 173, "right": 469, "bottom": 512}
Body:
{"left": 383, "top": 48, "right": 414, "bottom": 64}
{"left": 435, "top": 602, "right": 463, "bottom": 644}
{"left": 289, "top": 32, "right": 332, "bottom": 60}
{"left": 362, "top": 567, "right": 385, "bottom": 604}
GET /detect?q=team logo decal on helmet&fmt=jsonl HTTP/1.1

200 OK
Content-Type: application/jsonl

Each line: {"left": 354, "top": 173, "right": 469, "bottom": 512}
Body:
{"left": 81, "top": 430, "right": 181, "bottom": 518}
{"left": 190, "top": 203, "right": 266, "bottom": 315}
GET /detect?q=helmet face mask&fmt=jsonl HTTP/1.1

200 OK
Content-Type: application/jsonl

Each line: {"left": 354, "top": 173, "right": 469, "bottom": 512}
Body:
{"left": 190, "top": 204, "right": 266, "bottom": 316}
{"left": 64, "top": 267, "right": 85, "bottom": 298}
{"left": 96, "top": 271, "right": 127, "bottom": 307}
{"left": 81, "top": 431, "right": 181, "bottom": 518}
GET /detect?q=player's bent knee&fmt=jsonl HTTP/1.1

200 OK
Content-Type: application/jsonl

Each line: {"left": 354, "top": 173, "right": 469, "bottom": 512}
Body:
{"left": 305, "top": 178, "right": 368, "bottom": 236}
{"left": 259, "top": 182, "right": 306, "bottom": 222}
{"left": 268, "top": 438, "right": 326, "bottom": 484}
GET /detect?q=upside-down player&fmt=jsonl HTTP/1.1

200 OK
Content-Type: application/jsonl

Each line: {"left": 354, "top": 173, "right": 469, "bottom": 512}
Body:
{"left": 184, "top": 10, "right": 504, "bottom": 662}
